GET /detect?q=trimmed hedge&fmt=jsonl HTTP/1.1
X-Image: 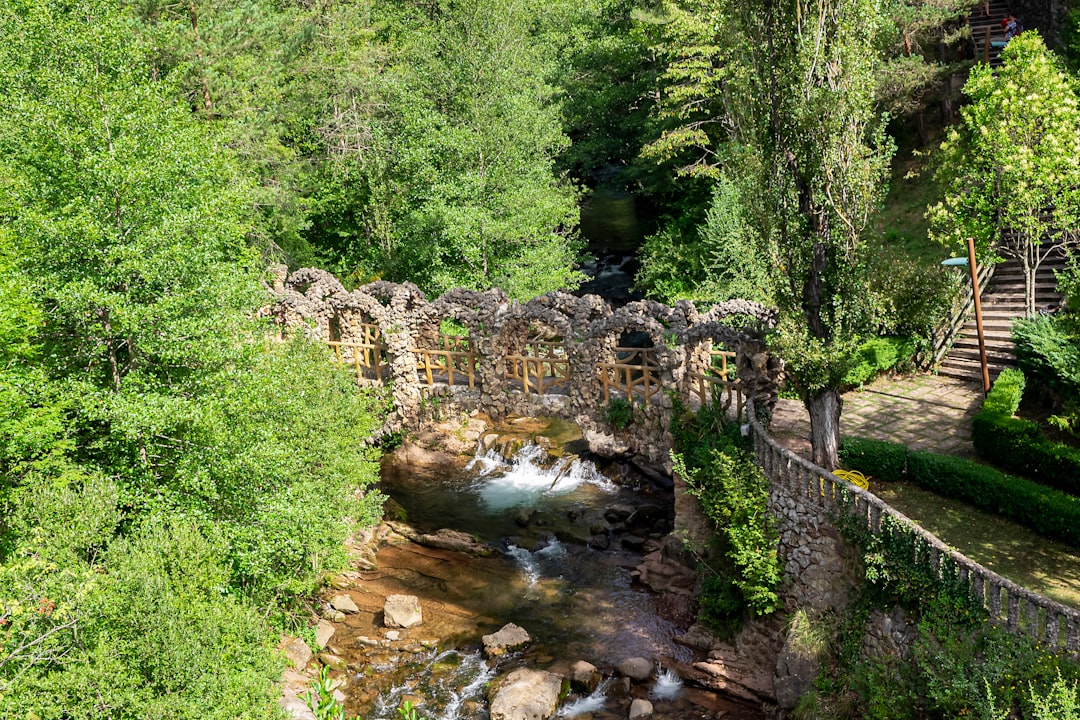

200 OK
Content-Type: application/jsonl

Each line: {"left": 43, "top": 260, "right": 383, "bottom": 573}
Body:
{"left": 981, "top": 366, "right": 1025, "bottom": 416}
{"left": 840, "top": 436, "right": 1080, "bottom": 548}
{"left": 839, "top": 436, "right": 908, "bottom": 482}
{"left": 971, "top": 368, "right": 1080, "bottom": 496}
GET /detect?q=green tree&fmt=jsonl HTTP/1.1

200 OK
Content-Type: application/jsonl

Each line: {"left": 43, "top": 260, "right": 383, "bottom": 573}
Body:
{"left": 308, "top": 0, "right": 585, "bottom": 300}
{"left": 0, "top": 1, "right": 384, "bottom": 713}
{"left": 928, "top": 32, "right": 1080, "bottom": 318}
{"left": 130, "top": 0, "right": 329, "bottom": 265}
{"left": 722, "top": 0, "right": 893, "bottom": 469}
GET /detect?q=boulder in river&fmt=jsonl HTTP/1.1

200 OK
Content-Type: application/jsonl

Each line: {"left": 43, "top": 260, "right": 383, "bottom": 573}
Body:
{"left": 617, "top": 657, "right": 653, "bottom": 682}
{"left": 487, "top": 667, "right": 563, "bottom": 720}
{"left": 568, "top": 660, "right": 601, "bottom": 693}
{"left": 629, "top": 698, "right": 654, "bottom": 718}
{"left": 384, "top": 594, "right": 423, "bottom": 628}
{"left": 483, "top": 622, "right": 531, "bottom": 657}
{"left": 278, "top": 637, "right": 312, "bottom": 671}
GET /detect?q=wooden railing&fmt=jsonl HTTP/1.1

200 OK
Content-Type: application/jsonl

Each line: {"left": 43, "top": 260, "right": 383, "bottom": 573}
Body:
{"left": 505, "top": 355, "right": 570, "bottom": 395}
{"left": 686, "top": 350, "right": 741, "bottom": 415}
{"left": 415, "top": 348, "right": 478, "bottom": 388}
{"left": 747, "top": 400, "right": 1080, "bottom": 658}
{"left": 328, "top": 331, "right": 744, "bottom": 413}
{"left": 598, "top": 347, "right": 664, "bottom": 406}
{"left": 327, "top": 339, "right": 388, "bottom": 382}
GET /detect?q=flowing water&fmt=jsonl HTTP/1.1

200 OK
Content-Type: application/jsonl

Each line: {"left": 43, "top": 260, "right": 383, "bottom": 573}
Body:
{"left": 343, "top": 418, "right": 761, "bottom": 719}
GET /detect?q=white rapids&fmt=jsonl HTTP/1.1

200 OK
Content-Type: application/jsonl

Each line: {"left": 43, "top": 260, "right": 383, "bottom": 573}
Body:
{"left": 466, "top": 442, "right": 618, "bottom": 511}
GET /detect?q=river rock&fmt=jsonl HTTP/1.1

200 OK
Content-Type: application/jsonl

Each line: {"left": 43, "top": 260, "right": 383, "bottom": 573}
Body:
{"left": 483, "top": 622, "right": 531, "bottom": 657}
{"left": 279, "top": 637, "right": 312, "bottom": 670}
{"left": 392, "top": 440, "right": 457, "bottom": 469}
{"left": 315, "top": 620, "right": 335, "bottom": 649}
{"left": 329, "top": 594, "right": 359, "bottom": 614}
{"left": 589, "top": 534, "right": 610, "bottom": 550}
{"left": 386, "top": 522, "right": 497, "bottom": 557}
{"left": 384, "top": 594, "right": 423, "bottom": 628}
{"left": 488, "top": 667, "right": 563, "bottom": 720}
{"left": 633, "top": 549, "right": 696, "bottom": 595}
{"left": 569, "top": 660, "right": 601, "bottom": 693}
{"left": 629, "top": 698, "right": 654, "bottom": 718}
{"left": 279, "top": 695, "right": 318, "bottom": 720}
{"left": 318, "top": 652, "right": 347, "bottom": 672}
{"left": 617, "top": 657, "right": 653, "bottom": 682}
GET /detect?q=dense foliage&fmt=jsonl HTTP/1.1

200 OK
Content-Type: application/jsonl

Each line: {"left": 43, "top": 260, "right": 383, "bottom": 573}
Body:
{"left": 970, "top": 366, "right": 1080, "bottom": 496}
{"left": 929, "top": 33, "right": 1080, "bottom": 318}
{"left": 672, "top": 403, "right": 780, "bottom": 635}
{"left": 0, "top": 1, "right": 384, "bottom": 714}
{"left": 805, "top": 514, "right": 1080, "bottom": 719}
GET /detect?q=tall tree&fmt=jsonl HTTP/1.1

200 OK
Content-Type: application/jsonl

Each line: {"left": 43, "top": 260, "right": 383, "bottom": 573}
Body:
{"left": 929, "top": 32, "right": 1080, "bottom": 317}
{"left": 307, "top": 0, "right": 584, "bottom": 300}
{"left": 0, "top": 2, "right": 384, "bottom": 712}
{"left": 722, "top": 0, "right": 893, "bottom": 469}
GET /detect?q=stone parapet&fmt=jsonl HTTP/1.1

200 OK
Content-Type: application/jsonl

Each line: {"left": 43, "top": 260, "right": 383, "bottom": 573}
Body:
{"left": 747, "top": 399, "right": 1080, "bottom": 659}
{"left": 269, "top": 266, "right": 781, "bottom": 461}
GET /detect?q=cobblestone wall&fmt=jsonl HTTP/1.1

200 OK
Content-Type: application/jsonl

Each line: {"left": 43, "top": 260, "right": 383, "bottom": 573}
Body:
{"left": 269, "top": 266, "right": 782, "bottom": 462}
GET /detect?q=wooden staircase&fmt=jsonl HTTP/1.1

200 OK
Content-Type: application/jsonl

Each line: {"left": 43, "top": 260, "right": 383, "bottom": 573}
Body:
{"left": 969, "top": 0, "right": 1014, "bottom": 67}
{"left": 938, "top": 248, "right": 1068, "bottom": 383}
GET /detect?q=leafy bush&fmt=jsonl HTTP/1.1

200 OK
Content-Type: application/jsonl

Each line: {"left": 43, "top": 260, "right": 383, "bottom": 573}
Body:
{"left": 842, "top": 337, "right": 915, "bottom": 388}
{"left": 972, "top": 368, "right": 1080, "bottom": 496}
{"left": 672, "top": 405, "right": 780, "bottom": 632}
{"left": 863, "top": 240, "right": 966, "bottom": 358}
{"left": 1, "top": 520, "right": 280, "bottom": 719}
{"left": 982, "top": 366, "right": 1026, "bottom": 417}
{"left": 1012, "top": 315, "right": 1080, "bottom": 396}
{"left": 604, "top": 398, "right": 635, "bottom": 429}
{"left": 839, "top": 437, "right": 908, "bottom": 482}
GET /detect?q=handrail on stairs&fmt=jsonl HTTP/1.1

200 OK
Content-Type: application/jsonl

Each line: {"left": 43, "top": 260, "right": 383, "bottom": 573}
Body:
{"left": 931, "top": 259, "right": 996, "bottom": 366}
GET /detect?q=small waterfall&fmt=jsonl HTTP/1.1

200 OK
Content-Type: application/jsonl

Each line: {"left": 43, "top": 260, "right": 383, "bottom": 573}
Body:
{"left": 506, "top": 543, "right": 541, "bottom": 589}
{"left": 365, "top": 650, "right": 494, "bottom": 720}
{"left": 558, "top": 678, "right": 613, "bottom": 718}
{"left": 507, "top": 538, "right": 568, "bottom": 595}
{"left": 467, "top": 442, "right": 617, "bottom": 511}
{"left": 650, "top": 665, "right": 683, "bottom": 700}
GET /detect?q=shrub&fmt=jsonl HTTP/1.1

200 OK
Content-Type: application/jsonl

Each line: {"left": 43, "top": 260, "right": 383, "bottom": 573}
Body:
{"left": 839, "top": 436, "right": 909, "bottom": 482}
{"left": 1012, "top": 315, "right": 1080, "bottom": 396}
{"left": 907, "top": 450, "right": 1080, "bottom": 547}
{"left": 1, "top": 519, "right": 280, "bottom": 719}
{"left": 842, "top": 337, "right": 915, "bottom": 388}
{"left": 604, "top": 398, "right": 634, "bottom": 429}
{"left": 982, "top": 366, "right": 1025, "bottom": 417}
{"left": 864, "top": 240, "right": 966, "bottom": 358}
{"left": 672, "top": 406, "right": 781, "bottom": 633}
{"left": 972, "top": 368, "right": 1080, "bottom": 496}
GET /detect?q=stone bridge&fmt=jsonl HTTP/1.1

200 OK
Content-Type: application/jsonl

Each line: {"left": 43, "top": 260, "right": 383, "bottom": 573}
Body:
{"left": 269, "top": 266, "right": 782, "bottom": 461}
{"left": 268, "top": 266, "right": 1080, "bottom": 673}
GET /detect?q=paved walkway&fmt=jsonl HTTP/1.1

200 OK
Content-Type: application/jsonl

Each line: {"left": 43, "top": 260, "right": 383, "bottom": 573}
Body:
{"left": 768, "top": 373, "right": 985, "bottom": 459}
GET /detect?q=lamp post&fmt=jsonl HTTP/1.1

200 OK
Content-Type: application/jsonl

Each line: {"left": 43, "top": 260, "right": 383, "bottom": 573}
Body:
{"left": 942, "top": 236, "right": 990, "bottom": 395}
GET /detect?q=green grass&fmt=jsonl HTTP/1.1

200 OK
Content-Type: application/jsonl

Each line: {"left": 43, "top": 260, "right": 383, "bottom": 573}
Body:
{"left": 869, "top": 151, "right": 948, "bottom": 262}
{"left": 872, "top": 480, "right": 1080, "bottom": 610}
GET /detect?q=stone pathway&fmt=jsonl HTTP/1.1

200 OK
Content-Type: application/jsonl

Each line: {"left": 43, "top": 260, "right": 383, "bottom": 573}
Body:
{"left": 768, "top": 373, "right": 985, "bottom": 459}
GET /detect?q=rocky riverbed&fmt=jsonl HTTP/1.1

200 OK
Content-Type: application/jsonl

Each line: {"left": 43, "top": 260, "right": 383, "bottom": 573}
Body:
{"left": 279, "top": 414, "right": 776, "bottom": 720}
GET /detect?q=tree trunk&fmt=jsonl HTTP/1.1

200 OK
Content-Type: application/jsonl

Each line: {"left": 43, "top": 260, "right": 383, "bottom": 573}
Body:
{"left": 805, "top": 389, "right": 842, "bottom": 470}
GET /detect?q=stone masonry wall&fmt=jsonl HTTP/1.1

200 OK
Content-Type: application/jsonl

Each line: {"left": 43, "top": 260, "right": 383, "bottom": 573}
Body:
{"left": 269, "top": 266, "right": 782, "bottom": 462}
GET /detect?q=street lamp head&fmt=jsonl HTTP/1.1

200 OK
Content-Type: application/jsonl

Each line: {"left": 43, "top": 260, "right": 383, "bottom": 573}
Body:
{"left": 941, "top": 257, "right": 969, "bottom": 267}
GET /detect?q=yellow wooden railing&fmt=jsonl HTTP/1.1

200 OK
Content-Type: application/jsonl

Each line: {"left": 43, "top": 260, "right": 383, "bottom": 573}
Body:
{"left": 327, "top": 331, "right": 741, "bottom": 413}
